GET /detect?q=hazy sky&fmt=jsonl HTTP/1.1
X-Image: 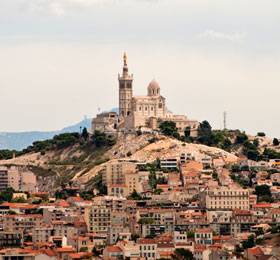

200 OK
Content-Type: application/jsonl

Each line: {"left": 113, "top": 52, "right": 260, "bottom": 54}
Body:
{"left": 0, "top": 0, "right": 280, "bottom": 137}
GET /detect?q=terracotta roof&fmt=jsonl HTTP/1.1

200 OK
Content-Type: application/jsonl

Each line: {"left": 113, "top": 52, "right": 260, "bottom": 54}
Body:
{"left": 137, "top": 238, "right": 156, "bottom": 244}
{"left": 56, "top": 248, "right": 77, "bottom": 253}
{"left": 42, "top": 249, "right": 57, "bottom": 257}
{"left": 195, "top": 228, "right": 212, "bottom": 233}
{"left": 248, "top": 247, "right": 264, "bottom": 256}
{"left": 252, "top": 203, "right": 272, "bottom": 208}
{"left": 195, "top": 249, "right": 207, "bottom": 252}
{"left": 69, "top": 197, "right": 84, "bottom": 202}
{"left": 271, "top": 208, "right": 280, "bottom": 213}
{"left": 74, "top": 221, "right": 87, "bottom": 227}
{"left": 160, "top": 251, "right": 174, "bottom": 256}
{"left": 107, "top": 246, "right": 122, "bottom": 252}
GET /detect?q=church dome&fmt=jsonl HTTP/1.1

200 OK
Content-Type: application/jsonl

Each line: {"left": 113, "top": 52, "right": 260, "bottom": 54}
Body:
{"left": 147, "top": 79, "right": 160, "bottom": 96}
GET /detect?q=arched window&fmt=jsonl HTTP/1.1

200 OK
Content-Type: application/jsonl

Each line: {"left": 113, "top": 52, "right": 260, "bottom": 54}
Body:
{"left": 145, "top": 106, "right": 148, "bottom": 111}
{"left": 151, "top": 106, "right": 154, "bottom": 111}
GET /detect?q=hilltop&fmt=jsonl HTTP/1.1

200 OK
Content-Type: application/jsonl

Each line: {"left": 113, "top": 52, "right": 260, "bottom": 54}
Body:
{"left": 0, "top": 122, "right": 279, "bottom": 194}
{"left": 0, "top": 132, "right": 235, "bottom": 192}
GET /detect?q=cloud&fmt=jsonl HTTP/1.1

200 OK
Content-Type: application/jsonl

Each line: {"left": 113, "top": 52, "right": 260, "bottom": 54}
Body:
{"left": 198, "top": 30, "right": 246, "bottom": 41}
{"left": 21, "top": 0, "right": 105, "bottom": 16}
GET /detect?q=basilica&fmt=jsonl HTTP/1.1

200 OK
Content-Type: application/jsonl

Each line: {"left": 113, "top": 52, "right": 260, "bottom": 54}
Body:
{"left": 91, "top": 53, "right": 199, "bottom": 137}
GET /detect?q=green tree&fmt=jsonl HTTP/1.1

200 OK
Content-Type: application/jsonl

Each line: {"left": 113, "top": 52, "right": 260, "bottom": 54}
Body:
{"left": 8, "top": 210, "right": 17, "bottom": 215}
{"left": 12, "top": 196, "right": 26, "bottom": 203}
{"left": 197, "top": 120, "right": 212, "bottom": 145}
{"left": 184, "top": 127, "right": 191, "bottom": 137}
{"left": 171, "top": 248, "right": 194, "bottom": 260}
{"left": 81, "top": 127, "right": 89, "bottom": 140}
{"left": 127, "top": 190, "right": 142, "bottom": 200}
{"left": 159, "top": 121, "right": 179, "bottom": 138}
{"left": 186, "top": 230, "right": 194, "bottom": 238}
{"left": 0, "top": 188, "right": 15, "bottom": 203}
{"left": 131, "top": 234, "right": 140, "bottom": 242}
{"left": 138, "top": 218, "right": 154, "bottom": 225}
{"left": 242, "top": 235, "right": 255, "bottom": 249}
{"left": 255, "top": 185, "right": 271, "bottom": 198}
{"left": 79, "top": 247, "right": 88, "bottom": 252}
{"left": 257, "top": 132, "right": 266, "bottom": 137}
{"left": 273, "top": 138, "right": 279, "bottom": 146}
{"left": 235, "top": 132, "right": 248, "bottom": 144}
{"left": 232, "top": 165, "right": 241, "bottom": 173}
{"left": 154, "top": 188, "right": 163, "bottom": 195}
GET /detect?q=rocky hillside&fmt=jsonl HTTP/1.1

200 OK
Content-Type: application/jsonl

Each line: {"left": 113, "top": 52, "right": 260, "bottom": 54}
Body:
{"left": 0, "top": 133, "right": 236, "bottom": 192}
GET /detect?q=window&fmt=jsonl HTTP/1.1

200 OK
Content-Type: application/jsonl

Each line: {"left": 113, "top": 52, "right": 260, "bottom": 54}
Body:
{"left": 158, "top": 103, "right": 162, "bottom": 109}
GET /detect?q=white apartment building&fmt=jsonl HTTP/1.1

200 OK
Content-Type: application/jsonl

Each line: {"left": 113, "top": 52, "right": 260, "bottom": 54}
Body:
{"left": 201, "top": 186, "right": 250, "bottom": 210}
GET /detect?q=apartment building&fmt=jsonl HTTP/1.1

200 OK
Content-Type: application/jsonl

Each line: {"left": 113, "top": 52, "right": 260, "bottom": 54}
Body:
{"left": 102, "top": 161, "right": 136, "bottom": 185}
{"left": 137, "top": 209, "right": 174, "bottom": 226}
{"left": 160, "top": 157, "right": 178, "bottom": 169}
{"left": 125, "top": 172, "right": 140, "bottom": 195}
{"left": 137, "top": 238, "right": 157, "bottom": 260}
{"left": 84, "top": 206, "right": 111, "bottom": 234}
{"left": 0, "top": 166, "right": 36, "bottom": 192}
{"left": 108, "top": 184, "right": 128, "bottom": 197}
{"left": 201, "top": 187, "right": 250, "bottom": 210}
{"left": 32, "top": 226, "right": 54, "bottom": 243}
{"left": 3, "top": 214, "right": 43, "bottom": 234}
{"left": 194, "top": 228, "right": 213, "bottom": 246}
{"left": 0, "top": 231, "right": 23, "bottom": 249}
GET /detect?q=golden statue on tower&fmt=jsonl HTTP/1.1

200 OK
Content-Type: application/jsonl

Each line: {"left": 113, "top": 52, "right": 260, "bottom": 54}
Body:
{"left": 123, "top": 52, "right": 127, "bottom": 65}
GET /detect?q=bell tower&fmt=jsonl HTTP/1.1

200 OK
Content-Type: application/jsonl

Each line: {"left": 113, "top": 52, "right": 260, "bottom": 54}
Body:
{"left": 118, "top": 52, "right": 133, "bottom": 117}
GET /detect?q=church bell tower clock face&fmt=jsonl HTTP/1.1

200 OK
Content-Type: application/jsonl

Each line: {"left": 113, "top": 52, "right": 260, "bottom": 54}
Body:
{"left": 118, "top": 53, "right": 133, "bottom": 117}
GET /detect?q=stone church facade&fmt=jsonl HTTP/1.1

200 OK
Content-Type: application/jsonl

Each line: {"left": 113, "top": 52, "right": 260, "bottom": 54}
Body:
{"left": 92, "top": 53, "right": 199, "bottom": 137}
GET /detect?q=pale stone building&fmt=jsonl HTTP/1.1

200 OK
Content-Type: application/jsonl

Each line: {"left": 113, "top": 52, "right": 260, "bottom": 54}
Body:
{"left": 101, "top": 161, "right": 136, "bottom": 185}
{"left": 0, "top": 166, "right": 37, "bottom": 192}
{"left": 200, "top": 186, "right": 250, "bottom": 210}
{"left": 92, "top": 53, "right": 199, "bottom": 136}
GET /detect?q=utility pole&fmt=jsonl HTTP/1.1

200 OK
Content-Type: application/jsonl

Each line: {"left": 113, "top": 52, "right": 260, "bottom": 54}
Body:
{"left": 223, "top": 111, "right": 227, "bottom": 130}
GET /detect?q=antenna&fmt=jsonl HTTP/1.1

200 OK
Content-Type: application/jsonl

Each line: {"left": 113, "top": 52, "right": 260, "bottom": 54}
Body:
{"left": 223, "top": 111, "right": 227, "bottom": 130}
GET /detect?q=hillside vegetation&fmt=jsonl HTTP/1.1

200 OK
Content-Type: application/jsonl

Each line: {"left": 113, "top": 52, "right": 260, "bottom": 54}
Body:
{"left": 0, "top": 121, "right": 279, "bottom": 193}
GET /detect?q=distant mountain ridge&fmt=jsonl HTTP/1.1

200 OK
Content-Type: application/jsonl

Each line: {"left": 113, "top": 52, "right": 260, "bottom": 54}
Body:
{"left": 0, "top": 108, "right": 119, "bottom": 151}
{"left": 0, "top": 118, "right": 92, "bottom": 151}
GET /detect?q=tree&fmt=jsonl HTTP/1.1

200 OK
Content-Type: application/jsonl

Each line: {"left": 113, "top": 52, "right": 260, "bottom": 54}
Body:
{"left": 186, "top": 230, "right": 194, "bottom": 238}
{"left": 235, "top": 132, "right": 248, "bottom": 144}
{"left": 154, "top": 188, "right": 163, "bottom": 195}
{"left": 197, "top": 121, "right": 212, "bottom": 145}
{"left": 81, "top": 127, "right": 89, "bottom": 140}
{"left": 138, "top": 218, "right": 154, "bottom": 225}
{"left": 232, "top": 165, "right": 241, "bottom": 173}
{"left": 79, "top": 247, "right": 88, "bottom": 252}
{"left": 273, "top": 138, "right": 279, "bottom": 146}
{"left": 257, "top": 132, "right": 266, "bottom": 137}
{"left": 131, "top": 234, "right": 140, "bottom": 242}
{"left": 184, "top": 127, "right": 191, "bottom": 137}
{"left": 127, "top": 190, "right": 142, "bottom": 200}
{"left": 12, "top": 196, "right": 26, "bottom": 203}
{"left": 255, "top": 185, "right": 271, "bottom": 198}
{"left": 255, "top": 185, "right": 272, "bottom": 202}
{"left": 159, "top": 121, "right": 179, "bottom": 138}
{"left": 242, "top": 235, "right": 255, "bottom": 249}
{"left": 171, "top": 248, "right": 194, "bottom": 260}
{"left": 0, "top": 188, "right": 15, "bottom": 203}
